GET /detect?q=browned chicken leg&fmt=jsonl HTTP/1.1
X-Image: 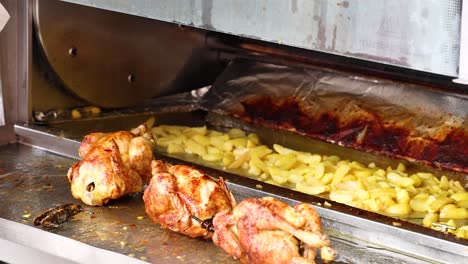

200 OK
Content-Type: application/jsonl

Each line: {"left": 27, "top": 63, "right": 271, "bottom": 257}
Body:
{"left": 67, "top": 123, "right": 154, "bottom": 206}
{"left": 143, "top": 160, "right": 236, "bottom": 239}
{"left": 213, "top": 197, "right": 336, "bottom": 264}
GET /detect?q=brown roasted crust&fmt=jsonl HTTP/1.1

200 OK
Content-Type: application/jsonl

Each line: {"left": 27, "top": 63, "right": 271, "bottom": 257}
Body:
{"left": 234, "top": 96, "right": 467, "bottom": 174}
{"left": 212, "top": 197, "right": 335, "bottom": 264}
{"left": 68, "top": 129, "right": 153, "bottom": 206}
{"left": 68, "top": 139, "right": 142, "bottom": 206}
{"left": 143, "top": 160, "right": 235, "bottom": 239}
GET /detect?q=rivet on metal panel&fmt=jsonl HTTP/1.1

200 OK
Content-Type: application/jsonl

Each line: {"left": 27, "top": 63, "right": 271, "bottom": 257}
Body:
{"left": 127, "top": 74, "right": 135, "bottom": 84}
{"left": 68, "top": 47, "right": 77, "bottom": 57}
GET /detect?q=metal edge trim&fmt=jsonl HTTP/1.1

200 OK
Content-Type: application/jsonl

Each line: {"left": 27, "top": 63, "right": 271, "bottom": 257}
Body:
{"left": 14, "top": 124, "right": 79, "bottom": 159}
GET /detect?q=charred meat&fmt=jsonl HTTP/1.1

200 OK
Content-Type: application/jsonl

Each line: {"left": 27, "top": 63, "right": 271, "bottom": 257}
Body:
{"left": 33, "top": 204, "right": 83, "bottom": 228}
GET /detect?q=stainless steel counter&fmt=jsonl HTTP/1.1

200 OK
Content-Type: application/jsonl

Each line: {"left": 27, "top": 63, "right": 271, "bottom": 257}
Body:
{"left": 0, "top": 143, "right": 238, "bottom": 264}
{"left": 1, "top": 143, "right": 466, "bottom": 263}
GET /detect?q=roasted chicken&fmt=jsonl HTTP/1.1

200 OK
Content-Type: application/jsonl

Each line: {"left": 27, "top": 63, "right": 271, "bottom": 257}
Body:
{"left": 67, "top": 123, "right": 154, "bottom": 206}
{"left": 143, "top": 160, "right": 236, "bottom": 239}
{"left": 213, "top": 197, "right": 336, "bottom": 264}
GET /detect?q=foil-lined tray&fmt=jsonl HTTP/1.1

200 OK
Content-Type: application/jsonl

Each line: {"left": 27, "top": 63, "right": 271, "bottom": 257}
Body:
{"left": 12, "top": 111, "right": 468, "bottom": 263}
{"left": 201, "top": 59, "right": 468, "bottom": 175}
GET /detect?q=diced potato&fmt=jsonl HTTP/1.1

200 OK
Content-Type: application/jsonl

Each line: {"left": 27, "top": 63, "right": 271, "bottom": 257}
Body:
{"left": 409, "top": 174, "right": 422, "bottom": 187}
{"left": 428, "top": 197, "right": 454, "bottom": 213}
{"left": 335, "top": 180, "right": 360, "bottom": 191}
{"left": 375, "top": 169, "right": 386, "bottom": 177}
{"left": 247, "top": 133, "right": 260, "bottom": 145}
{"left": 228, "top": 138, "right": 247, "bottom": 149}
{"left": 246, "top": 139, "right": 256, "bottom": 148}
{"left": 250, "top": 146, "right": 273, "bottom": 159}
{"left": 273, "top": 144, "right": 296, "bottom": 155}
{"left": 396, "top": 189, "right": 410, "bottom": 204}
{"left": 365, "top": 198, "right": 380, "bottom": 212}
{"left": 385, "top": 203, "right": 412, "bottom": 216}
{"left": 439, "top": 207, "right": 468, "bottom": 219}
{"left": 192, "top": 134, "right": 210, "bottom": 146}
{"left": 417, "top": 172, "right": 433, "bottom": 179}
{"left": 456, "top": 226, "right": 468, "bottom": 239}
{"left": 186, "top": 126, "right": 207, "bottom": 136}
{"left": 457, "top": 200, "right": 468, "bottom": 208}
{"left": 451, "top": 192, "right": 468, "bottom": 203}
{"left": 228, "top": 128, "right": 245, "bottom": 138}
{"left": 223, "top": 141, "right": 234, "bottom": 152}
{"left": 378, "top": 195, "right": 396, "bottom": 209}
{"left": 422, "top": 178, "right": 439, "bottom": 187}
{"left": 210, "top": 135, "right": 230, "bottom": 149}
{"left": 296, "top": 182, "right": 330, "bottom": 195}
{"left": 207, "top": 146, "right": 222, "bottom": 155}
{"left": 296, "top": 153, "right": 321, "bottom": 164}
{"left": 202, "top": 153, "right": 223, "bottom": 162}
{"left": 310, "top": 163, "right": 325, "bottom": 179}
{"left": 274, "top": 153, "right": 297, "bottom": 170}
{"left": 250, "top": 153, "right": 268, "bottom": 172}
{"left": 152, "top": 126, "right": 167, "bottom": 137}
{"left": 353, "top": 169, "right": 373, "bottom": 178}
{"left": 227, "top": 151, "right": 250, "bottom": 169}
{"left": 410, "top": 196, "right": 429, "bottom": 212}
{"left": 222, "top": 152, "right": 235, "bottom": 166}
{"left": 185, "top": 139, "right": 206, "bottom": 156}
{"left": 396, "top": 163, "right": 406, "bottom": 172}
{"left": 157, "top": 135, "right": 184, "bottom": 147}
{"left": 269, "top": 167, "right": 289, "bottom": 185}
{"left": 167, "top": 143, "right": 184, "bottom": 154}
{"left": 332, "top": 164, "right": 351, "bottom": 186}
{"left": 324, "top": 155, "right": 340, "bottom": 163}
{"left": 370, "top": 188, "right": 396, "bottom": 198}
{"left": 449, "top": 180, "right": 465, "bottom": 193}
{"left": 352, "top": 189, "right": 368, "bottom": 201}
{"left": 423, "top": 213, "right": 438, "bottom": 227}
{"left": 161, "top": 125, "right": 185, "bottom": 135}
{"left": 288, "top": 173, "right": 304, "bottom": 184}
{"left": 207, "top": 130, "right": 223, "bottom": 137}
{"left": 387, "top": 171, "right": 414, "bottom": 188}
{"left": 321, "top": 173, "right": 334, "bottom": 185}
{"left": 259, "top": 173, "right": 269, "bottom": 181}
{"left": 330, "top": 190, "right": 355, "bottom": 204}
{"left": 440, "top": 176, "right": 449, "bottom": 190}
{"left": 248, "top": 162, "right": 262, "bottom": 176}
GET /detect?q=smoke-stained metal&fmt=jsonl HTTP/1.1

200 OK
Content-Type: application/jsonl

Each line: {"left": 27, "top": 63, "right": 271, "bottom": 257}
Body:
{"left": 35, "top": 1, "right": 223, "bottom": 108}
{"left": 60, "top": 0, "right": 461, "bottom": 77}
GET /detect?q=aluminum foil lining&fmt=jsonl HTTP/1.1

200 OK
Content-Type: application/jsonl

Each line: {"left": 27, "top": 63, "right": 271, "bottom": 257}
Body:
{"left": 200, "top": 59, "right": 467, "bottom": 175}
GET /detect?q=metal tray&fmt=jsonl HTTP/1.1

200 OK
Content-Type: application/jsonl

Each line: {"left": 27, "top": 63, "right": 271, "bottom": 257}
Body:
{"left": 8, "top": 111, "right": 468, "bottom": 263}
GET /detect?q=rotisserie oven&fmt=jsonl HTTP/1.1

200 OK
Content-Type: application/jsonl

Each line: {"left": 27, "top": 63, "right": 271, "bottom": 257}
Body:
{"left": 0, "top": 1, "right": 467, "bottom": 263}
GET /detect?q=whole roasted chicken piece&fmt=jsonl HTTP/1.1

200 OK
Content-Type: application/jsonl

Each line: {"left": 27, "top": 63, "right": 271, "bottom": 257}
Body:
{"left": 213, "top": 197, "right": 336, "bottom": 264}
{"left": 143, "top": 160, "right": 236, "bottom": 239}
{"left": 67, "top": 123, "right": 154, "bottom": 206}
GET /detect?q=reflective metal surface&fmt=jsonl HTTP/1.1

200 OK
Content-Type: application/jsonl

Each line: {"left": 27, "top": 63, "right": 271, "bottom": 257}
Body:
{"left": 12, "top": 111, "right": 468, "bottom": 263}
{"left": 1, "top": 143, "right": 455, "bottom": 264}
{"left": 0, "top": 144, "right": 239, "bottom": 264}
{"left": 34, "top": 0, "right": 223, "bottom": 108}
{"left": 60, "top": 0, "right": 460, "bottom": 77}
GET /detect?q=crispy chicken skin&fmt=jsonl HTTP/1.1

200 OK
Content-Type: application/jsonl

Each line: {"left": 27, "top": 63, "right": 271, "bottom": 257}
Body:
{"left": 67, "top": 124, "right": 154, "bottom": 206}
{"left": 143, "top": 160, "right": 236, "bottom": 239}
{"left": 212, "top": 197, "right": 336, "bottom": 264}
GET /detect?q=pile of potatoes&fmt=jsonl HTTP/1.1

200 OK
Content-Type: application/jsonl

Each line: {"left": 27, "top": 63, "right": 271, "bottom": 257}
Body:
{"left": 152, "top": 125, "right": 468, "bottom": 238}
